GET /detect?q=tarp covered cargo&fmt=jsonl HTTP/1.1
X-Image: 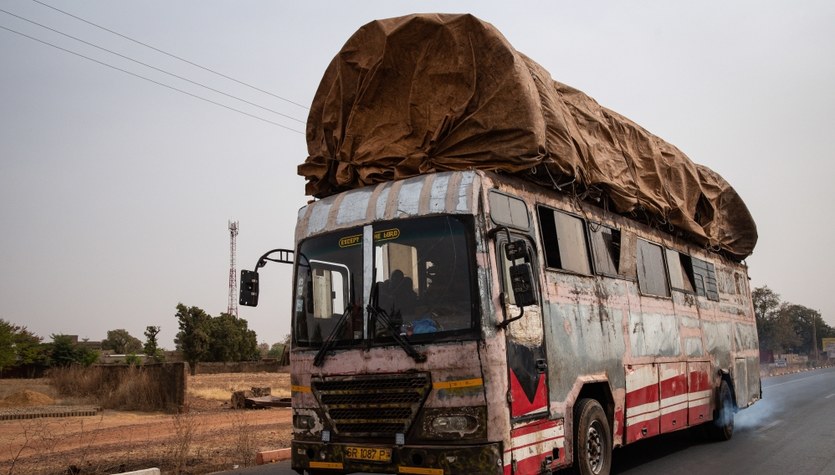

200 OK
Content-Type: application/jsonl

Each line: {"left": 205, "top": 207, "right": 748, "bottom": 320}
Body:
{"left": 299, "top": 13, "right": 757, "bottom": 260}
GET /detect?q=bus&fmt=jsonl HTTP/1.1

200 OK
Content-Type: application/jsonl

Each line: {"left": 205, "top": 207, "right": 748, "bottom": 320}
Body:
{"left": 241, "top": 168, "right": 760, "bottom": 475}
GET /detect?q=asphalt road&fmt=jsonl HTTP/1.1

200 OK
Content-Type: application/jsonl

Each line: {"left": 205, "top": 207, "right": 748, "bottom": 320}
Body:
{"left": 224, "top": 367, "right": 835, "bottom": 475}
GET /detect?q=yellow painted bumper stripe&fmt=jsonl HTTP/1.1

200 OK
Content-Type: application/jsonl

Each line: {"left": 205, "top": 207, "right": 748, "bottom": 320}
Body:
{"left": 398, "top": 466, "right": 444, "bottom": 475}
{"left": 310, "top": 461, "right": 343, "bottom": 469}
{"left": 291, "top": 385, "right": 311, "bottom": 393}
{"left": 432, "top": 377, "right": 483, "bottom": 390}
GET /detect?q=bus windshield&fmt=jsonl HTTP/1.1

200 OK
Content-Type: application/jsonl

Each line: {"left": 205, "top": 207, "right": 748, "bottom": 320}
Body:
{"left": 293, "top": 215, "right": 477, "bottom": 348}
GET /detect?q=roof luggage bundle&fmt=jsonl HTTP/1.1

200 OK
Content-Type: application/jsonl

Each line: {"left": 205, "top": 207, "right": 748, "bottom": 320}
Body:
{"left": 299, "top": 13, "right": 757, "bottom": 260}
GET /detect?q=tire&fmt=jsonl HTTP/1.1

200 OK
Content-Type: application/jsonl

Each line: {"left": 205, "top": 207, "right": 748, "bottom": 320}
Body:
{"left": 573, "top": 398, "right": 612, "bottom": 475}
{"left": 707, "top": 380, "right": 734, "bottom": 441}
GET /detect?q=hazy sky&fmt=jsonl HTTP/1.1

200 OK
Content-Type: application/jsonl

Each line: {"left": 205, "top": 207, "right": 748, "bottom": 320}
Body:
{"left": 1, "top": 1, "right": 833, "bottom": 349}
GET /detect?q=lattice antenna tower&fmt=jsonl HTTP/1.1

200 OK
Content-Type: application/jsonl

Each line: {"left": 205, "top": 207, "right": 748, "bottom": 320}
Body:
{"left": 227, "top": 220, "right": 239, "bottom": 317}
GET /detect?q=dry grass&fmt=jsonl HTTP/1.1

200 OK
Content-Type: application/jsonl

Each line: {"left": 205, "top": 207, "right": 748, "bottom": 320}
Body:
{"left": 1, "top": 370, "right": 293, "bottom": 474}
{"left": 187, "top": 372, "right": 291, "bottom": 402}
{"left": 48, "top": 366, "right": 168, "bottom": 411}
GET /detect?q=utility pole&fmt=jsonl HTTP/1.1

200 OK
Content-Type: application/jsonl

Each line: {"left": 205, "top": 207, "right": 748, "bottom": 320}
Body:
{"left": 812, "top": 312, "right": 819, "bottom": 361}
{"left": 227, "top": 220, "right": 239, "bottom": 317}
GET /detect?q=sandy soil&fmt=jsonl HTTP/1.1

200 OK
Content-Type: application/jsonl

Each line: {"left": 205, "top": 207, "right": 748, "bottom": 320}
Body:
{"left": 0, "top": 374, "right": 293, "bottom": 475}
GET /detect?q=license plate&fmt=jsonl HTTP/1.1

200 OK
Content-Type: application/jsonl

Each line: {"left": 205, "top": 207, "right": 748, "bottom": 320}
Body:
{"left": 345, "top": 446, "right": 392, "bottom": 462}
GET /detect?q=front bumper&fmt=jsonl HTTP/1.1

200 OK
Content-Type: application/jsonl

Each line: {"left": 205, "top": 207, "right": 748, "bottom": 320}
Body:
{"left": 292, "top": 440, "right": 503, "bottom": 475}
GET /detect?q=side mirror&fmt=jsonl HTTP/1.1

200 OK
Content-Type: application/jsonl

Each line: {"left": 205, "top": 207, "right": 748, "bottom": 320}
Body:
{"left": 509, "top": 263, "right": 538, "bottom": 307}
{"left": 505, "top": 239, "right": 529, "bottom": 261}
{"left": 240, "top": 270, "right": 260, "bottom": 307}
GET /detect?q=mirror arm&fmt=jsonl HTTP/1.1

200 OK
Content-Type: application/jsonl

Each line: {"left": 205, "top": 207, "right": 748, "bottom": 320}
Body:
{"left": 497, "top": 303, "right": 525, "bottom": 330}
{"left": 254, "top": 248, "right": 296, "bottom": 270}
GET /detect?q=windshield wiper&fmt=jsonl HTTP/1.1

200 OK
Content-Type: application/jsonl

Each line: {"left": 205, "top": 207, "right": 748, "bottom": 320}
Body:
{"left": 313, "top": 307, "right": 353, "bottom": 367}
{"left": 368, "top": 283, "right": 427, "bottom": 363}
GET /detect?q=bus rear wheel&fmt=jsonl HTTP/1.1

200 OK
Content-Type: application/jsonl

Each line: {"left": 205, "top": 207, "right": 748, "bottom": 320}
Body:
{"left": 573, "top": 398, "right": 612, "bottom": 475}
{"left": 707, "top": 380, "right": 734, "bottom": 441}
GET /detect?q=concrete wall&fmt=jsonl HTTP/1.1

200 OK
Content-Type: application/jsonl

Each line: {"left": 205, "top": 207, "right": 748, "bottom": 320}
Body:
{"left": 193, "top": 361, "right": 288, "bottom": 374}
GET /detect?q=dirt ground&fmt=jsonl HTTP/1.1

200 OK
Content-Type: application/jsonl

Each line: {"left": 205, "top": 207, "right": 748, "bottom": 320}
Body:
{"left": 0, "top": 373, "right": 293, "bottom": 475}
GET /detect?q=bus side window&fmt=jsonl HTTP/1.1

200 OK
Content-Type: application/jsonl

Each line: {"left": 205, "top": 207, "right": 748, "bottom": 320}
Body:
{"left": 666, "top": 249, "right": 695, "bottom": 293}
{"left": 637, "top": 239, "right": 670, "bottom": 297}
{"left": 537, "top": 206, "right": 591, "bottom": 274}
{"left": 692, "top": 258, "right": 720, "bottom": 301}
{"left": 590, "top": 223, "right": 621, "bottom": 276}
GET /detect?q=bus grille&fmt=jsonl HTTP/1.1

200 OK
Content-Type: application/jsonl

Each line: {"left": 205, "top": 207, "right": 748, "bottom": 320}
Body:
{"left": 311, "top": 373, "right": 431, "bottom": 438}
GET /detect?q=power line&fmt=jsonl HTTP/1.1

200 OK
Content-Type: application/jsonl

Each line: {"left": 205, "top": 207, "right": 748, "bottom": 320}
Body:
{"left": 0, "top": 24, "right": 305, "bottom": 134}
{"left": 30, "top": 0, "right": 310, "bottom": 111}
{"left": 0, "top": 8, "right": 306, "bottom": 124}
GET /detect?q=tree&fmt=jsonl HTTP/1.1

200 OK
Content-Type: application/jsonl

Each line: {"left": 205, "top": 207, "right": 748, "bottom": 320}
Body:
{"left": 267, "top": 342, "right": 286, "bottom": 359}
{"left": 753, "top": 286, "right": 798, "bottom": 353}
{"left": 752, "top": 286, "right": 835, "bottom": 357}
{"left": 0, "top": 319, "right": 46, "bottom": 372}
{"left": 175, "top": 304, "right": 211, "bottom": 369}
{"left": 49, "top": 334, "right": 98, "bottom": 367}
{"left": 102, "top": 329, "right": 143, "bottom": 354}
{"left": 206, "top": 313, "right": 259, "bottom": 362}
{"left": 143, "top": 325, "right": 164, "bottom": 361}
{"left": 780, "top": 304, "right": 827, "bottom": 358}
{"left": 0, "top": 319, "right": 15, "bottom": 371}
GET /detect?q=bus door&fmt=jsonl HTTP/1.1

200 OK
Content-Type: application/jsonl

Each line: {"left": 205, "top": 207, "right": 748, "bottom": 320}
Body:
{"left": 498, "top": 235, "right": 561, "bottom": 472}
{"left": 497, "top": 235, "right": 549, "bottom": 419}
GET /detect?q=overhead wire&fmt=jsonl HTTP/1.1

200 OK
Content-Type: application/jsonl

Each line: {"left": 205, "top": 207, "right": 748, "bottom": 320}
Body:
{"left": 0, "top": 24, "right": 305, "bottom": 134}
{"left": 0, "top": 7, "right": 306, "bottom": 125}
{"left": 30, "top": 0, "right": 309, "bottom": 111}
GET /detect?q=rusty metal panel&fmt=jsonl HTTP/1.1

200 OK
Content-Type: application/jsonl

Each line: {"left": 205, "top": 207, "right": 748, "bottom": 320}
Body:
{"left": 733, "top": 322, "right": 759, "bottom": 351}
{"left": 628, "top": 311, "right": 681, "bottom": 358}
{"left": 703, "top": 321, "right": 733, "bottom": 369}
{"left": 542, "top": 274, "right": 628, "bottom": 410}
{"left": 624, "top": 364, "right": 660, "bottom": 443}
{"left": 686, "top": 361, "right": 711, "bottom": 425}
{"left": 658, "top": 362, "right": 688, "bottom": 433}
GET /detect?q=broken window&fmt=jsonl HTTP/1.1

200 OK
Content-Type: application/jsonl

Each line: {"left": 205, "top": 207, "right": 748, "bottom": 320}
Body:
{"left": 537, "top": 206, "right": 591, "bottom": 274}
{"left": 692, "top": 257, "right": 720, "bottom": 301}
{"left": 590, "top": 223, "right": 621, "bottom": 276}
{"left": 666, "top": 249, "right": 695, "bottom": 292}
{"left": 637, "top": 239, "right": 670, "bottom": 297}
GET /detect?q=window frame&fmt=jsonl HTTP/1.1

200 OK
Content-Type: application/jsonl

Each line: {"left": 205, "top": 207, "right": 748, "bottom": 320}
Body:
{"left": 636, "top": 239, "right": 671, "bottom": 298}
{"left": 489, "top": 190, "right": 531, "bottom": 231}
{"left": 665, "top": 249, "right": 696, "bottom": 293}
{"left": 536, "top": 205, "right": 592, "bottom": 275}
{"left": 588, "top": 222, "right": 622, "bottom": 277}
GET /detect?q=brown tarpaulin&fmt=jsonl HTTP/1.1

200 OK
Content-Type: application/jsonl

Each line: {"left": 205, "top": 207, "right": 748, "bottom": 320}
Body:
{"left": 299, "top": 13, "right": 757, "bottom": 260}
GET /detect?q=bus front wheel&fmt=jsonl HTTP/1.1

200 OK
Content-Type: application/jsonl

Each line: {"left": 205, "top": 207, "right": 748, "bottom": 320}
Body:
{"left": 572, "top": 398, "right": 612, "bottom": 475}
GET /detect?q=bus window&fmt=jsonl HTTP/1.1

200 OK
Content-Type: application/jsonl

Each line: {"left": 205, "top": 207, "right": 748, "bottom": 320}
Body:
{"left": 537, "top": 206, "right": 591, "bottom": 274}
{"left": 373, "top": 215, "right": 477, "bottom": 338}
{"left": 637, "top": 239, "right": 670, "bottom": 297}
{"left": 590, "top": 224, "right": 621, "bottom": 276}
{"left": 311, "top": 266, "right": 347, "bottom": 319}
{"left": 489, "top": 190, "right": 530, "bottom": 230}
{"left": 666, "top": 249, "right": 695, "bottom": 292}
{"left": 692, "top": 258, "right": 720, "bottom": 301}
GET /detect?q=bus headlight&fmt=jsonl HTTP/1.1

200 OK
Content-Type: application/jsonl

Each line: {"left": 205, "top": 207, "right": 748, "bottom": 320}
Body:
{"left": 430, "top": 415, "right": 479, "bottom": 434}
{"left": 293, "top": 415, "right": 316, "bottom": 430}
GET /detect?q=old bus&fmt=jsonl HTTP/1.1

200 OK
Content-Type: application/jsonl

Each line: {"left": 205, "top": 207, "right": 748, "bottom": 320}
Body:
{"left": 242, "top": 169, "right": 760, "bottom": 475}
